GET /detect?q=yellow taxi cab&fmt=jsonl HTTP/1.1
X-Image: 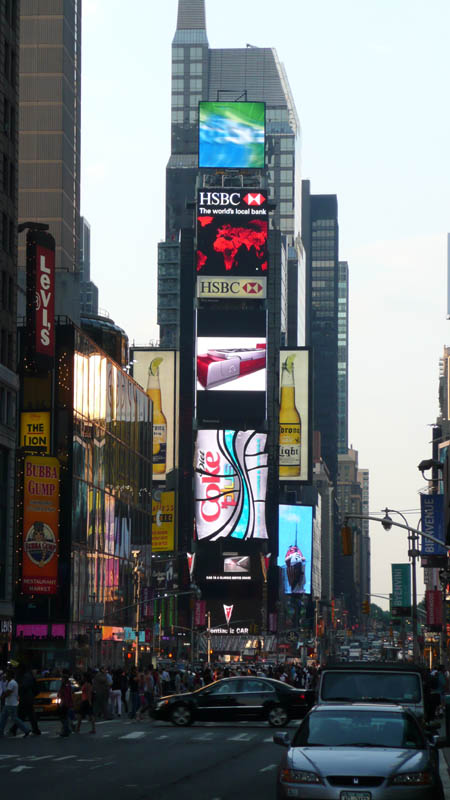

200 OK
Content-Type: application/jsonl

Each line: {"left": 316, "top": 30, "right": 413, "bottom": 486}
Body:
{"left": 33, "top": 677, "right": 82, "bottom": 716}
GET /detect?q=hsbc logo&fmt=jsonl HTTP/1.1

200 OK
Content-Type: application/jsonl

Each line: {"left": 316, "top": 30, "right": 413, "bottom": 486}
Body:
{"left": 198, "top": 191, "right": 240, "bottom": 207}
{"left": 197, "top": 277, "right": 266, "bottom": 300}
{"left": 243, "top": 282, "right": 263, "bottom": 295}
{"left": 243, "top": 193, "right": 266, "bottom": 207}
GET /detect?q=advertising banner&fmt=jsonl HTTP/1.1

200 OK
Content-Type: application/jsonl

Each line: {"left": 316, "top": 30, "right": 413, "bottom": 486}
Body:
{"left": 194, "top": 600, "right": 206, "bottom": 627}
{"left": 194, "top": 429, "right": 268, "bottom": 541}
{"left": 26, "top": 229, "right": 56, "bottom": 363}
{"left": 197, "top": 337, "right": 266, "bottom": 392}
{"left": 426, "top": 589, "right": 443, "bottom": 629}
{"left": 197, "top": 276, "right": 266, "bottom": 300}
{"left": 277, "top": 505, "right": 313, "bottom": 594}
{"left": 391, "top": 564, "right": 411, "bottom": 616}
{"left": 20, "top": 411, "right": 51, "bottom": 453}
{"left": 279, "top": 349, "right": 311, "bottom": 483}
{"left": 22, "top": 456, "right": 60, "bottom": 595}
{"left": 197, "top": 189, "right": 268, "bottom": 277}
{"left": 131, "top": 349, "right": 178, "bottom": 481}
{"left": 420, "top": 494, "right": 446, "bottom": 565}
{"left": 199, "top": 101, "right": 265, "bottom": 169}
{"left": 151, "top": 490, "right": 175, "bottom": 552}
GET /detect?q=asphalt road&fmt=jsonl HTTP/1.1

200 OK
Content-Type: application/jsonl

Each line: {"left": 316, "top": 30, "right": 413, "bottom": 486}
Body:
{"left": 1, "top": 716, "right": 450, "bottom": 800}
{"left": 0, "top": 716, "right": 286, "bottom": 800}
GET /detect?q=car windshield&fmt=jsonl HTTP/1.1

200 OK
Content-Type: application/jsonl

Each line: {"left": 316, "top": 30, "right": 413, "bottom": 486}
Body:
{"left": 321, "top": 672, "right": 421, "bottom": 703}
{"left": 292, "top": 710, "right": 425, "bottom": 749}
{"left": 37, "top": 680, "right": 62, "bottom": 692}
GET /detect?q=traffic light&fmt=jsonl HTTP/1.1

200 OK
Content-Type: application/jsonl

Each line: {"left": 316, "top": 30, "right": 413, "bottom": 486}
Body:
{"left": 341, "top": 524, "right": 353, "bottom": 556}
{"left": 362, "top": 600, "right": 370, "bottom": 615}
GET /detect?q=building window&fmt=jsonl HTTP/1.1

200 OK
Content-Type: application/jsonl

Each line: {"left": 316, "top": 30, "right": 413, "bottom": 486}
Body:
{"left": 172, "top": 47, "right": 184, "bottom": 59}
{"left": 190, "top": 62, "right": 202, "bottom": 75}
{"left": 171, "top": 110, "right": 183, "bottom": 123}
{"left": 2, "top": 213, "right": 7, "bottom": 252}
{"left": 280, "top": 170, "right": 292, "bottom": 183}
{"left": 280, "top": 201, "right": 293, "bottom": 214}
{"left": 190, "top": 47, "right": 202, "bottom": 58}
{"left": 8, "top": 218, "right": 13, "bottom": 254}
{"left": 8, "top": 276, "right": 13, "bottom": 311}
{"left": 172, "top": 62, "right": 184, "bottom": 75}
{"left": 172, "top": 94, "right": 184, "bottom": 107}
{"left": 189, "top": 109, "right": 198, "bottom": 123}
{"left": 172, "top": 78, "right": 184, "bottom": 91}
{"left": 190, "top": 78, "right": 202, "bottom": 91}
{"left": 2, "top": 154, "right": 7, "bottom": 193}
{"left": 189, "top": 94, "right": 201, "bottom": 107}
{"left": 8, "top": 161, "right": 14, "bottom": 199}
{"left": 280, "top": 154, "right": 293, "bottom": 167}
{"left": 279, "top": 186, "right": 292, "bottom": 200}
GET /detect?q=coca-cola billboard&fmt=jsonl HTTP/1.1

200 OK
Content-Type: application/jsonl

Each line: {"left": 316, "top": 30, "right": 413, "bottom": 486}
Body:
{"left": 194, "top": 429, "right": 268, "bottom": 541}
{"left": 26, "top": 229, "right": 56, "bottom": 363}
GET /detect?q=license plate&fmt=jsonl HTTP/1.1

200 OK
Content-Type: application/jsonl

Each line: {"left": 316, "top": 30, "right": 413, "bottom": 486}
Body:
{"left": 340, "top": 793, "right": 371, "bottom": 800}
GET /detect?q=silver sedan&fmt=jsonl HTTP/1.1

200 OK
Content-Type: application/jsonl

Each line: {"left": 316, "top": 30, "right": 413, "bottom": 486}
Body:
{"left": 273, "top": 703, "right": 444, "bottom": 800}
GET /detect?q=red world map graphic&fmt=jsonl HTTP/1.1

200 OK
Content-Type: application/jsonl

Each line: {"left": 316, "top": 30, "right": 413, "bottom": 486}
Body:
{"left": 197, "top": 218, "right": 267, "bottom": 272}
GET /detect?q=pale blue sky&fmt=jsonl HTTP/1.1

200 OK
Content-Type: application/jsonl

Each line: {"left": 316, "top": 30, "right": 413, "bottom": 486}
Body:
{"left": 81, "top": 0, "right": 450, "bottom": 607}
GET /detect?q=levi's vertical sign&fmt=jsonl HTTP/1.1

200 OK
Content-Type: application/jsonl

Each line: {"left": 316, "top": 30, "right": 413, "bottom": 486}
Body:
{"left": 26, "top": 230, "right": 56, "bottom": 362}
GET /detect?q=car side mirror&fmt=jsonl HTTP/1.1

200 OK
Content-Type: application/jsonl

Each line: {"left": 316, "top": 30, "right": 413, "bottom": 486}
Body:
{"left": 273, "top": 732, "right": 290, "bottom": 747}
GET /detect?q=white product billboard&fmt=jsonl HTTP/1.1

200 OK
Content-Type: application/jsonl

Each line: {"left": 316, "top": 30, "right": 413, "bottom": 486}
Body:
{"left": 131, "top": 349, "right": 178, "bottom": 481}
{"left": 279, "top": 348, "right": 311, "bottom": 483}
{"left": 197, "top": 337, "right": 266, "bottom": 392}
{"left": 194, "top": 429, "right": 268, "bottom": 541}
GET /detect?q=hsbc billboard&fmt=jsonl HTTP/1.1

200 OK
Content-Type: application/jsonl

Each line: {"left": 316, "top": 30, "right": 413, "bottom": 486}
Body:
{"left": 197, "top": 189, "right": 268, "bottom": 277}
{"left": 197, "top": 276, "right": 266, "bottom": 300}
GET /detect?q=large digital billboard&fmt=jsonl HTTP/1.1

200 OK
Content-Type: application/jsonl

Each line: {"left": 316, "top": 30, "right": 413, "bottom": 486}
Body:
{"left": 278, "top": 505, "right": 313, "bottom": 595}
{"left": 197, "top": 337, "right": 266, "bottom": 391}
{"left": 131, "top": 349, "right": 178, "bottom": 481}
{"left": 279, "top": 348, "right": 311, "bottom": 483}
{"left": 199, "top": 101, "right": 265, "bottom": 169}
{"left": 197, "top": 189, "right": 268, "bottom": 277}
{"left": 194, "top": 429, "right": 268, "bottom": 541}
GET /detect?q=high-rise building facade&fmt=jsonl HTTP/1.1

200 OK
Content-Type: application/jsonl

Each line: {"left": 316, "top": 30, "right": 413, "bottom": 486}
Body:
{"left": 18, "top": 0, "right": 81, "bottom": 320}
{"left": 79, "top": 216, "right": 98, "bottom": 315}
{"left": 337, "top": 260, "right": 348, "bottom": 454}
{"left": 160, "top": 0, "right": 302, "bottom": 347}
{"left": 302, "top": 183, "right": 339, "bottom": 484}
{"left": 0, "top": 0, "right": 19, "bottom": 664}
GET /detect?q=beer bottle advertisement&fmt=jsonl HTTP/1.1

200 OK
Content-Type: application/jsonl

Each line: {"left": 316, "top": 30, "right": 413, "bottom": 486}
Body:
{"left": 130, "top": 349, "right": 178, "bottom": 481}
{"left": 278, "top": 349, "right": 311, "bottom": 482}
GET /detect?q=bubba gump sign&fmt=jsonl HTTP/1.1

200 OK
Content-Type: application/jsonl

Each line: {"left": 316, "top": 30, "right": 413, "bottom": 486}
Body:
{"left": 22, "top": 456, "right": 60, "bottom": 595}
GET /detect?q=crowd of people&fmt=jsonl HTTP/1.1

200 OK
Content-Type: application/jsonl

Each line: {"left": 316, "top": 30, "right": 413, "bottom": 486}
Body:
{"left": 1, "top": 659, "right": 448, "bottom": 739}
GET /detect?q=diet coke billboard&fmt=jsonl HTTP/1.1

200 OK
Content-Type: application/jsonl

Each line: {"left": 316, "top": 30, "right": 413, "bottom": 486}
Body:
{"left": 194, "top": 429, "right": 268, "bottom": 541}
{"left": 26, "top": 229, "right": 56, "bottom": 363}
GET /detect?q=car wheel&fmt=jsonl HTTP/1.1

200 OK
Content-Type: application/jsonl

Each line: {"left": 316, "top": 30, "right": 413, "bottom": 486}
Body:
{"left": 268, "top": 705, "right": 289, "bottom": 727}
{"left": 170, "top": 704, "right": 193, "bottom": 727}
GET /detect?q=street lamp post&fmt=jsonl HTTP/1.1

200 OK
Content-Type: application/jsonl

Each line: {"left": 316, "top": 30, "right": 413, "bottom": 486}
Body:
{"left": 381, "top": 509, "right": 420, "bottom": 664}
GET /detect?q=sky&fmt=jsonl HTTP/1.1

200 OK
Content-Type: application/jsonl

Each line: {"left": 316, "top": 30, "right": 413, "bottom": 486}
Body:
{"left": 80, "top": 0, "right": 450, "bottom": 609}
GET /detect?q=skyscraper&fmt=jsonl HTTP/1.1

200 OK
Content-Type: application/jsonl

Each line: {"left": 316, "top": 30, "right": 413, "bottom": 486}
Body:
{"left": 161, "top": 0, "right": 302, "bottom": 347}
{"left": 18, "top": 0, "right": 81, "bottom": 320}
{"left": 0, "top": 0, "right": 19, "bottom": 661}
{"left": 337, "top": 260, "right": 349, "bottom": 454}
{"left": 302, "top": 183, "right": 339, "bottom": 484}
{"left": 79, "top": 216, "right": 98, "bottom": 315}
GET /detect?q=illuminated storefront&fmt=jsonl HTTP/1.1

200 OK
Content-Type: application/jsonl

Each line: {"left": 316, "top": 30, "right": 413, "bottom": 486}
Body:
{"left": 15, "top": 323, "right": 153, "bottom": 669}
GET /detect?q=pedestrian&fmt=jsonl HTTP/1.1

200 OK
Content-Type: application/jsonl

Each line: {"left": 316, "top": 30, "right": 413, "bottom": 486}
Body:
{"left": 161, "top": 667, "right": 171, "bottom": 695}
{"left": 0, "top": 668, "right": 30, "bottom": 737}
{"left": 76, "top": 673, "right": 96, "bottom": 734}
{"left": 128, "top": 668, "right": 140, "bottom": 719}
{"left": 174, "top": 670, "right": 182, "bottom": 694}
{"left": 111, "top": 669, "right": 123, "bottom": 717}
{"left": 57, "top": 672, "right": 74, "bottom": 737}
{"left": 93, "top": 667, "right": 109, "bottom": 719}
{"left": 10, "top": 666, "right": 41, "bottom": 736}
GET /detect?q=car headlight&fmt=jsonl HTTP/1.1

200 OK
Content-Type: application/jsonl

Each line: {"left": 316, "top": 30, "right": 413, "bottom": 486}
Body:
{"left": 390, "top": 772, "right": 433, "bottom": 786}
{"left": 280, "top": 769, "right": 322, "bottom": 785}
{"left": 51, "top": 698, "right": 61, "bottom": 704}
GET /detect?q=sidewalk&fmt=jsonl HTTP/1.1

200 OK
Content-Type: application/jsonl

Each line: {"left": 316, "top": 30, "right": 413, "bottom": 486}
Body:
{"left": 441, "top": 747, "right": 450, "bottom": 796}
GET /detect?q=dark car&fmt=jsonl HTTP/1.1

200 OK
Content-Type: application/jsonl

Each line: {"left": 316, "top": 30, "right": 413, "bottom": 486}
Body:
{"left": 152, "top": 675, "right": 314, "bottom": 727}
